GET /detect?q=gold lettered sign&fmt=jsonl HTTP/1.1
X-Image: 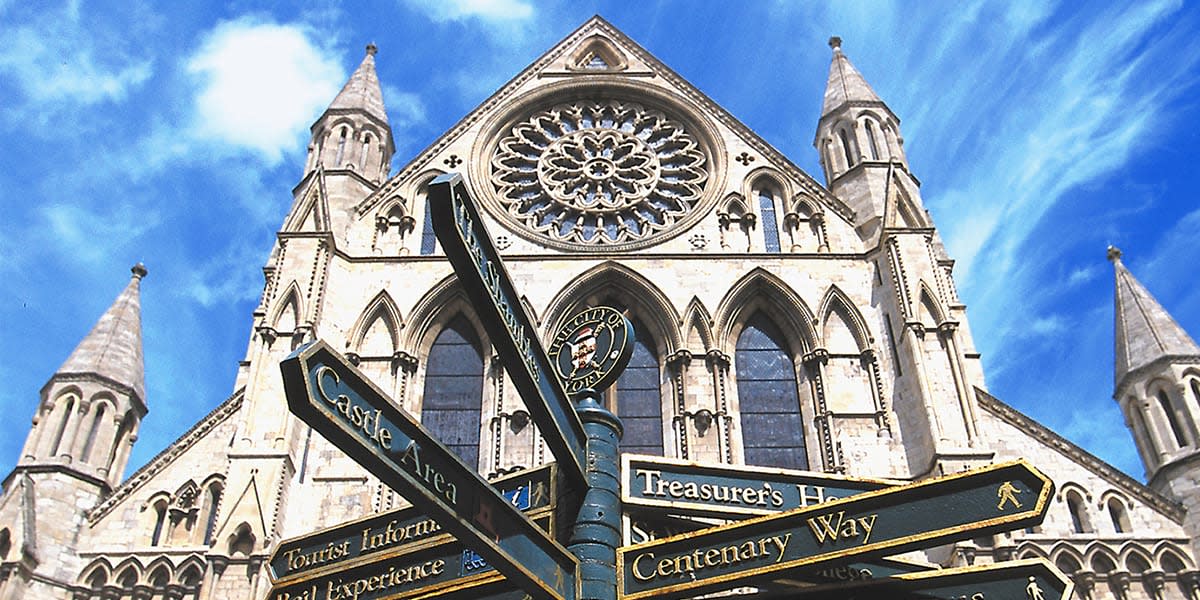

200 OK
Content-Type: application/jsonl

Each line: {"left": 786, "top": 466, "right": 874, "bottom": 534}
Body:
{"left": 622, "top": 453, "right": 901, "bottom": 519}
{"left": 616, "top": 460, "right": 1053, "bottom": 600}
{"left": 268, "top": 463, "right": 559, "bottom": 583}
{"left": 548, "top": 306, "right": 634, "bottom": 397}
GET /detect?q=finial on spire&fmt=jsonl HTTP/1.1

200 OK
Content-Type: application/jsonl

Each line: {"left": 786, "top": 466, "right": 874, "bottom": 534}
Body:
{"left": 366, "top": 43, "right": 378, "bottom": 56}
{"left": 1106, "top": 245, "right": 1123, "bottom": 263}
{"left": 828, "top": 36, "right": 842, "bottom": 51}
{"left": 131, "top": 263, "right": 148, "bottom": 279}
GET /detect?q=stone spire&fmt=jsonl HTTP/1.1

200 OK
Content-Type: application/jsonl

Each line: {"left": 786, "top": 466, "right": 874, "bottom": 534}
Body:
{"left": 326, "top": 43, "right": 388, "bottom": 125}
{"left": 54, "top": 264, "right": 147, "bottom": 404}
{"left": 1109, "top": 246, "right": 1200, "bottom": 386}
{"left": 821, "top": 36, "right": 886, "bottom": 118}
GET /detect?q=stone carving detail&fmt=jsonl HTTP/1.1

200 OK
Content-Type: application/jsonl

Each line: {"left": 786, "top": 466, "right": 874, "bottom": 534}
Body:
{"left": 490, "top": 100, "right": 708, "bottom": 248}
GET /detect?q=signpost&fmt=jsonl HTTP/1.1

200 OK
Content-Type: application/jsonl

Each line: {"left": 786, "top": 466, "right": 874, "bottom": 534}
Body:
{"left": 281, "top": 341, "right": 578, "bottom": 600}
{"left": 270, "top": 167, "right": 1067, "bottom": 600}
{"left": 622, "top": 454, "right": 901, "bottom": 519}
{"left": 429, "top": 173, "right": 588, "bottom": 488}
{"left": 269, "top": 463, "right": 559, "bottom": 583}
{"left": 753, "top": 558, "right": 1073, "bottom": 600}
{"left": 617, "top": 459, "right": 1053, "bottom": 600}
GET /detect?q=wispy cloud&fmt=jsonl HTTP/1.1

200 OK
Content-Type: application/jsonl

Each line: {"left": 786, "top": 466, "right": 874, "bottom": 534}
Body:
{"left": 186, "top": 19, "right": 346, "bottom": 165}
{"left": 0, "top": 1, "right": 153, "bottom": 129}
{"left": 403, "top": 0, "right": 534, "bottom": 23}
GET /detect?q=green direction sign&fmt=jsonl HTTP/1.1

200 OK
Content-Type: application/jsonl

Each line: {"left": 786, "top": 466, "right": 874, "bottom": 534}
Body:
{"left": 622, "top": 454, "right": 901, "bottom": 518}
{"left": 626, "top": 511, "right": 936, "bottom": 587}
{"left": 269, "top": 463, "right": 559, "bottom": 582}
{"left": 268, "top": 515, "right": 552, "bottom": 600}
{"left": 616, "top": 460, "right": 1053, "bottom": 600}
{"left": 755, "top": 558, "right": 1072, "bottom": 600}
{"left": 429, "top": 173, "right": 587, "bottom": 488}
{"left": 281, "top": 341, "right": 578, "bottom": 600}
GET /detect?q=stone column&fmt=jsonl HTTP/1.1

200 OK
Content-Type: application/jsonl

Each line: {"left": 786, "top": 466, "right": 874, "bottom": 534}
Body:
{"left": 568, "top": 391, "right": 622, "bottom": 600}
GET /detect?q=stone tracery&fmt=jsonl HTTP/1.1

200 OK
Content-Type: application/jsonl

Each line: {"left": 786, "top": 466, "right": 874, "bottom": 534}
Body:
{"left": 490, "top": 99, "right": 708, "bottom": 248}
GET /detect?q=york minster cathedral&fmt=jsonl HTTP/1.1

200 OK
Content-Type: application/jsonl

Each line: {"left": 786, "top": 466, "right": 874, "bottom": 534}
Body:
{"left": 2, "top": 17, "right": 1199, "bottom": 600}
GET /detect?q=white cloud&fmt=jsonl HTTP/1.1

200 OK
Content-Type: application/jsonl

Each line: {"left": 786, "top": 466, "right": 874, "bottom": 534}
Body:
{"left": 1066, "top": 265, "right": 1101, "bottom": 287}
{"left": 186, "top": 19, "right": 346, "bottom": 165}
{"left": 403, "top": 0, "right": 534, "bottom": 22}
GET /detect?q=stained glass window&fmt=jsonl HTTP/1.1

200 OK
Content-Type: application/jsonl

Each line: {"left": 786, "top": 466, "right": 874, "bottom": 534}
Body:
{"left": 736, "top": 313, "right": 807, "bottom": 469}
{"left": 613, "top": 317, "right": 663, "bottom": 455}
{"left": 758, "top": 189, "right": 781, "bottom": 253}
{"left": 420, "top": 194, "right": 436, "bottom": 255}
{"left": 422, "top": 315, "right": 484, "bottom": 468}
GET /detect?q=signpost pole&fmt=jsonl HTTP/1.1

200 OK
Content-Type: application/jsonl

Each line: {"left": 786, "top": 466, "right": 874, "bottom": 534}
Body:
{"left": 567, "top": 391, "right": 623, "bottom": 600}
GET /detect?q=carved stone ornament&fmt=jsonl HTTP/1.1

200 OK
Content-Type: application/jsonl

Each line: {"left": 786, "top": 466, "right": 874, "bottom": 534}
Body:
{"left": 490, "top": 99, "right": 709, "bottom": 249}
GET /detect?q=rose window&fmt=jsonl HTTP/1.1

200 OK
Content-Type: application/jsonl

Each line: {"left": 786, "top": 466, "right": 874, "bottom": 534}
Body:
{"left": 490, "top": 100, "right": 708, "bottom": 248}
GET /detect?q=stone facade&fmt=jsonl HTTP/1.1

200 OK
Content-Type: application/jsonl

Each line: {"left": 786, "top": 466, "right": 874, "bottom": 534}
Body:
{"left": 2, "top": 16, "right": 1199, "bottom": 600}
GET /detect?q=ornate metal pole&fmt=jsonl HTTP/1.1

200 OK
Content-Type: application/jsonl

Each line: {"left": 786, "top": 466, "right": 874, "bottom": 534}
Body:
{"left": 568, "top": 390, "right": 622, "bottom": 600}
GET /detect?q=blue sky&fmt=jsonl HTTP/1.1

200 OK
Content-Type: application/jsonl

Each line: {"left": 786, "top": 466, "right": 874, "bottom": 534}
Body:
{"left": 2, "top": 0, "right": 1198, "bottom": 482}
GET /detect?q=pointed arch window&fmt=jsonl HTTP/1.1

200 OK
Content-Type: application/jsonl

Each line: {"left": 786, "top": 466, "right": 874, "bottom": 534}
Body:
{"left": 335, "top": 127, "right": 348, "bottom": 166}
{"left": 422, "top": 315, "right": 484, "bottom": 468}
{"left": 864, "top": 120, "right": 881, "bottom": 160}
{"left": 420, "top": 190, "right": 437, "bottom": 255}
{"left": 0, "top": 528, "right": 10, "bottom": 561}
{"left": 838, "top": 128, "right": 855, "bottom": 168}
{"left": 1158, "top": 389, "right": 1190, "bottom": 448}
{"left": 81, "top": 403, "right": 107, "bottom": 464}
{"left": 736, "top": 313, "right": 807, "bottom": 469}
{"left": 1191, "top": 379, "right": 1200, "bottom": 410}
{"left": 1065, "top": 491, "right": 1090, "bottom": 534}
{"left": 150, "top": 499, "right": 168, "bottom": 546}
{"left": 361, "top": 133, "right": 373, "bottom": 170}
{"left": 756, "top": 187, "right": 781, "bottom": 253}
{"left": 49, "top": 396, "right": 76, "bottom": 457}
{"left": 202, "top": 482, "right": 223, "bottom": 545}
{"left": 1106, "top": 497, "right": 1130, "bottom": 533}
{"left": 610, "top": 317, "right": 663, "bottom": 455}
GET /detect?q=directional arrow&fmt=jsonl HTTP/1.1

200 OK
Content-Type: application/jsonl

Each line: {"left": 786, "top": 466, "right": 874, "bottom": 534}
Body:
{"left": 752, "top": 558, "right": 1073, "bottom": 600}
{"left": 281, "top": 341, "right": 578, "bottom": 600}
{"left": 429, "top": 173, "right": 588, "bottom": 488}
{"left": 616, "top": 460, "right": 1053, "bottom": 600}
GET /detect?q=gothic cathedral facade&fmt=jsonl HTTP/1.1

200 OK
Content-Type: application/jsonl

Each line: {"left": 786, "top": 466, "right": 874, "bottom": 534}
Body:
{"left": 3, "top": 17, "right": 1200, "bottom": 600}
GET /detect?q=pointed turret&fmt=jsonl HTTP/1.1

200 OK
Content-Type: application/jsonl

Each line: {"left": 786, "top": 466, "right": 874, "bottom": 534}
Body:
{"left": 15, "top": 265, "right": 149, "bottom": 486}
{"left": 303, "top": 44, "right": 395, "bottom": 184}
{"left": 1110, "top": 245, "right": 1200, "bottom": 386}
{"left": 813, "top": 36, "right": 914, "bottom": 233}
{"left": 54, "top": 263, "right": 147, "bottom": 404}
{"left": 1109, "top": 246, "right": 1200, "bottom": 554}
